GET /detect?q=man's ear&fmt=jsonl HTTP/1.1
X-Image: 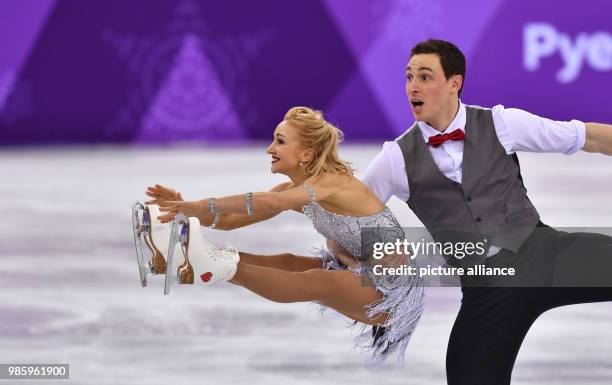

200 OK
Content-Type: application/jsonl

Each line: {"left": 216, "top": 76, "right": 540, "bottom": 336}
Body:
{"left": 451, "top": 74, "right": 463, "bottom": 94}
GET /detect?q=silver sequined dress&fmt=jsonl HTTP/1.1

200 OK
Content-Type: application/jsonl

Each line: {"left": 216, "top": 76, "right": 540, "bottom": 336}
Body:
{"left": 301, "top": 183, "right": 424, "bottom": 365}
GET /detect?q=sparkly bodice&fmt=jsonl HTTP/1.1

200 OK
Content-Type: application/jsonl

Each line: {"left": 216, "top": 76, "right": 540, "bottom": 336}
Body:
{"left": 301, "top": 183, "right": 405, "bottom": 259}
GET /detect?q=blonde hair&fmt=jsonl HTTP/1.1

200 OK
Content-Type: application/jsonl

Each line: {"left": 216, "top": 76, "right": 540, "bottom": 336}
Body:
{"left": 283, "top": 106, "right": 353, "bottom": 178}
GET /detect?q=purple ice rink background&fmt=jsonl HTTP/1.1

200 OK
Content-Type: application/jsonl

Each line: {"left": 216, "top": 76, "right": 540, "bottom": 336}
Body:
{"left": 0, "top": 1, "right": 611, "bottom": 384}
{"left": 1, "top": 0, "right": 611, "bottom": 144}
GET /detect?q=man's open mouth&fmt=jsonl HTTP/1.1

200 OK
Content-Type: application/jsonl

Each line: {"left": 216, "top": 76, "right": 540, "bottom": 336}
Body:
{"left": 411, "top": 100, "right": 424, "bottom": 107}
{"left": 271, "top": 156, "right": 280, "bottom": 163}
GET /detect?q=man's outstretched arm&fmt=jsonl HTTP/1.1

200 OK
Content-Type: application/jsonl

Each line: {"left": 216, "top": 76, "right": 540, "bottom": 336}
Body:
{"left": 582, "top": 123, "right": 612, "bottom": 155}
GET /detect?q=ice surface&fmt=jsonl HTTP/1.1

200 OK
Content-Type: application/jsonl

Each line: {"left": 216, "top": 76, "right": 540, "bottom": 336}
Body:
{"left": 0, "top": 145, "right": 610, "bottom": 384}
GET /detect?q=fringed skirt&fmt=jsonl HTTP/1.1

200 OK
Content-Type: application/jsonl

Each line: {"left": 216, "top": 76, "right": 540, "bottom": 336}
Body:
{"left": 315, "top": 248, "right": 425, "bottom": 365}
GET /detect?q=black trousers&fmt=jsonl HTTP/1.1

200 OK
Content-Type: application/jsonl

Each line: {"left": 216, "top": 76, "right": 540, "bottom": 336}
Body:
{"left": 446, "top": 225, "right": 612, "bottom": 385}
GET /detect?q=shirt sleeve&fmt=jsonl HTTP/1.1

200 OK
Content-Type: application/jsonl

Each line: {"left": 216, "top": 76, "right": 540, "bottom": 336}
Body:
{"left": 492, "top": 104, "right": 586, "bottom": 155}
{"left": 360, "top": 141, "right": 410, "bottom": 203}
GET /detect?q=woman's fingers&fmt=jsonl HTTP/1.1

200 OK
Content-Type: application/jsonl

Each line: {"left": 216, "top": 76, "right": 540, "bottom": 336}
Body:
{"left": 158, "top": 203, "right": 180, "bottom": 212}
{"left": 155, "top": 184, "right": 175, "bottom": 194}
{"left": 146, "top": 185, "right": 182, "bottom": 202}
{"left": 146, "top": 190, "right": 163, "bottom": 200}
{"left": 148, "top": 199, "right": 193, "bottom": 223}
{"left": 158, "top": 212, "right": 178, "bottom": 223}
{"left": 145, "top": 199, "right": 165, "bottom": 205}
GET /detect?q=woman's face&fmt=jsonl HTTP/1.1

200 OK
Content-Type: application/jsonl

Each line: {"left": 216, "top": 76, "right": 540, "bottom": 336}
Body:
{"left": 266, "top": 121, "right": 306, "bottom": 175}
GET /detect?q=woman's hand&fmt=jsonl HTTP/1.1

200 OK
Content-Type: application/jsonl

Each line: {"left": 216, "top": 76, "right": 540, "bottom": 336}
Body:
{"left": 156, "top": 200, "right": 206, "bottom": 224}
{"left": 145, "top": 184, "right": 192, "bottom": 223}
{"left": 145, "top": 184, "right": 183, "bottom": 205}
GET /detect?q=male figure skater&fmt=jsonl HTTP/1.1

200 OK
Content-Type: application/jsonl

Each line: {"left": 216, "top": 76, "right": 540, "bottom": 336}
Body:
{"left": 361, "top": 39, "right": 612, "bottom": 384}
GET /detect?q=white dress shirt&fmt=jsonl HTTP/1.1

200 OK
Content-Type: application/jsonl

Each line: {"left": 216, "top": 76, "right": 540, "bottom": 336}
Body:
{"left": 362, "top": 101, "right": 586, "bottom": 203}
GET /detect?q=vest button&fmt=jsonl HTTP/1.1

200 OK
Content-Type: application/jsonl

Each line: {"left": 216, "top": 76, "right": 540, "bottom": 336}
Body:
{"left": 467, "top": 196, "right": 472, "bottom": 202}
{"left": 476, "top": 217, "right": 482, "bottom": 222}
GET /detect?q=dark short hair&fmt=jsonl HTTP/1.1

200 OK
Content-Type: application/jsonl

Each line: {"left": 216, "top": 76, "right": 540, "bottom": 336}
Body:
{"left": 410, "top": 39, "right": 466, "bottom": 96}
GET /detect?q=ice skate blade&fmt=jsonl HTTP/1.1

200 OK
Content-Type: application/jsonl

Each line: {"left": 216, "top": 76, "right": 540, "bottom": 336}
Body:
{"left": 132, "top": 202, "right": 152, "bottom": 287}
{"left": 133, "top": 202, "right": 174, "bottom": 288}
{"left": 165, "top": 213, "right": 190, "bottom": 295}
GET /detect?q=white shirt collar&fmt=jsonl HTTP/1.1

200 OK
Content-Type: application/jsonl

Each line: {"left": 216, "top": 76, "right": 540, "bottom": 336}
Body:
{"left": 417, "top": 100, "right": 466, "bottom": 141}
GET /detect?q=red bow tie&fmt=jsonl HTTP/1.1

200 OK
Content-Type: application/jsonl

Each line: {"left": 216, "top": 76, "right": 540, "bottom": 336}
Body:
{"left": 427, "top": 129, "right": 465, "bottom": 147}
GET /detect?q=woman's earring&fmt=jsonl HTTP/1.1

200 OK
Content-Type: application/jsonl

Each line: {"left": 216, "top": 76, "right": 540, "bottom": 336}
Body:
{"left": 299, "top": 161, "right": 303, "bottom": 166}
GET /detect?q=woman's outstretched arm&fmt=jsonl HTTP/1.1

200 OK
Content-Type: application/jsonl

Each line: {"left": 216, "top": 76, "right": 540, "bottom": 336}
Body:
{"left": 154, "top": 182, "right": 325, "bottom": 223}
{"left": 146, "top": 182, "right": 295, "bottom": 230}
{"left": 201, "top": 184, "right": 315, "bottom": 214}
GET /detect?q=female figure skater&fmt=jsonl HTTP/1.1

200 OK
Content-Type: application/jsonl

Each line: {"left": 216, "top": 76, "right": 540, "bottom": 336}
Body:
{"left": 145, "top": 107, "right": 424, "bottom": 363}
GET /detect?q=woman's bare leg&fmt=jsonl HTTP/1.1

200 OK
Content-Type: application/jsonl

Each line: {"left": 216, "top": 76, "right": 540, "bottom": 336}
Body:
{"left": 230, "top": 261, "right": 387, "bottom": 326}
{"left": 238, "top": 252, "right": 322, "bottom": 272}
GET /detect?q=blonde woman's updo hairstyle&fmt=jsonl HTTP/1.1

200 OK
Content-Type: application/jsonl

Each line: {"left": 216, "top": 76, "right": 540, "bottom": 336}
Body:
{"left": 283, "top": 106, "right": 354, "bottom": 178}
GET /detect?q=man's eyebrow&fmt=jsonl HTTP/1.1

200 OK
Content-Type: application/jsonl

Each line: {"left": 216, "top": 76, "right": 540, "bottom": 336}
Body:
{"left": 406, "top": 66, "right": 434, "bottom": 73}
{"left": 275, "top": 133, "right": 285, "bottom": 138}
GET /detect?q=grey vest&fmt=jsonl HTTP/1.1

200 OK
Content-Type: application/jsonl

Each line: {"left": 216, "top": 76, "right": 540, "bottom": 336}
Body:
{"left": 397, "top": 106, "right": 540, "bottom": 253}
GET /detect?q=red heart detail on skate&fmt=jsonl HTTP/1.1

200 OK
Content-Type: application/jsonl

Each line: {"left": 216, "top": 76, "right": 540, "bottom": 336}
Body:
{"left": 200, "top": 272, "right": 213, "bottom": 282}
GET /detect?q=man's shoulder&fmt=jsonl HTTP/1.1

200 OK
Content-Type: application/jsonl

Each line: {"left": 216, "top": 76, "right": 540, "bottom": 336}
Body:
{"left": 380, "top": 139, "right": 401, "bottom": 153}
{"left": 367, "top": 140, "right": 405, "bottom": 164}
{"left": 464, "top": 103, "right": 493, "bottom": 111}
{"left": 465, "top": 103, "right": 501, "bottom": 114}
{"left": 465, "top": 103, "right": 530, "bottom": 124}
{"left": 466, "top": 103, "right": 533, "bottom": 117}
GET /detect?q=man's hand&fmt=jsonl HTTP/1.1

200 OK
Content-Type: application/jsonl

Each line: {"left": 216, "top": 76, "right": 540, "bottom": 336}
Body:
{"left": 583, "top": 123, "right": 612, "bottom": 155}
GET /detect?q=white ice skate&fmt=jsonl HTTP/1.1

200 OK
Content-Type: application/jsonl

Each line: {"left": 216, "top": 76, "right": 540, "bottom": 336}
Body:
{"left": 164, "top": 214, "right": 239, "bottom": 295}
{"left": 131, "top": 202, "right": 177, "bottom": 286}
